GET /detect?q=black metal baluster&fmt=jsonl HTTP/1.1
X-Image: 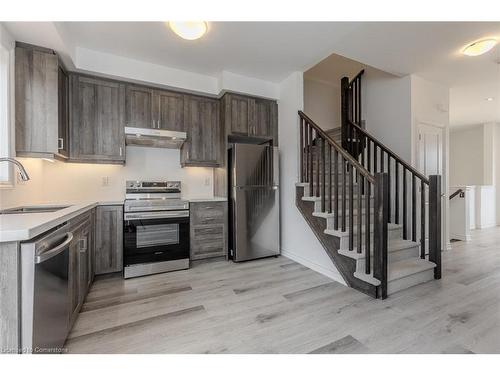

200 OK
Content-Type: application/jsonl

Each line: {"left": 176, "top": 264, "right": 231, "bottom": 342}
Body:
{"left": 329, "top": 144, "right": 332, "bottom": 214}
{"left": 374, "top": 145, "right": 378, "bottom": 173}
{"left": 315, "top": 131, "right": 320, "bottom": 197}
{"left": 412, "top": 174, "right": 417, "bottom": 242}
{"left": 334, "top": 149, "right": 339, "bottom": 230}
{"left": 357, "top": 170, "right": 362, "bottom": 254}
{"left": 420, "top": 180, "right": 426, "bottom": 259}
{"left": 349, "top": 161, "right": 354, "bottom": 251}
{"left": 308, "top": 124, "right": 313, "bottom": 194}
{"left": 342, "top": 156, "right": 347, "bottom": 232}
{"left": 300, "top": 118, "right": 304, "bottom": 182}
{"left": 367, "top": 139, "right": 371, "bottom": 173}
{"left": 321, "top": 137, "right": 326, "bottom": 212}
{"left": 387, "top": 156, "right": 391, "bottom": 223}
{"left": 403, "top": 168, "right": 407, "bottom": 240}
{"left": 365, "top": 180, "right": 371, "bottom": 274}
{"left": 395, "top": 161, "right": 399, "bottom": 224}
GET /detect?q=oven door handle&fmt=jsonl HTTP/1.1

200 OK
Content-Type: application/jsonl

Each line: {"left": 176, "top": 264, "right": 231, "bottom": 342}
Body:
{"left": 124, "top": 211, "right": 189, "bottom": 220}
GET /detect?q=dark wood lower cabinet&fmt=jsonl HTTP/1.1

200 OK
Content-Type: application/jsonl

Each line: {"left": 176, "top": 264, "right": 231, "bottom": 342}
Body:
{"left": 94, "top": 205, "right": 124, "bottom": 275}
{"left": 190, "top": 201, "right": 228, "bottom": 260}
{"left": 68, "top": 210, "right": 94, "bottom": 328}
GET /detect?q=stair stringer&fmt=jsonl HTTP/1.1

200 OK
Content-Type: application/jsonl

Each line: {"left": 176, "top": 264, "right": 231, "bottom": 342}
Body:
{"left": 295, "top": 185, "right": 378, "bottom": 298}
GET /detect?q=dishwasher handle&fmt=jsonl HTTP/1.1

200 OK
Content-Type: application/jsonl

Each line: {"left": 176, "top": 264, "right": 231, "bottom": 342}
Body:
{"left": 35, "top": 232, "right": 73, "bottom": 264}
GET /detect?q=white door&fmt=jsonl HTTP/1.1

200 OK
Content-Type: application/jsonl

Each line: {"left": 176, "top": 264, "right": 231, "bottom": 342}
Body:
{"left": 417, "top": 123, "right": 444, "bottom": 253}
{"left": 417, "top": 123, "right": 443, "bottom": 177}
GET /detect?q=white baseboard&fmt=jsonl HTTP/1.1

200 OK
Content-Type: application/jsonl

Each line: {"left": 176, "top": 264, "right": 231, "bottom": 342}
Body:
{"left": 450, "top": 233, "right": 471, "bottom": 242}
{"left": 281, "top": 249, "right": 347, "bottom": 286}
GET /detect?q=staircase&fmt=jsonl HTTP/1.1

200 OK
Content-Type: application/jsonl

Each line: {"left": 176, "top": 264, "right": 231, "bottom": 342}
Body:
{"left": 295, "top": 72, "right": 442, "bottom": 299}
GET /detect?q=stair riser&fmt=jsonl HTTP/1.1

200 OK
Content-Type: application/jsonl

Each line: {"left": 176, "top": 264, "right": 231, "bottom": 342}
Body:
{"left": 355, "top": 245, "right": 420, "bottom": 273}
{"left": 313, "top": 198, "right": 373, "bottom": 212}
{"left": 303, "top": 184, "right": 367, "bottom": 197}
{"left": 338, "top": 227, "right": 403, "bottom": 248}
{"left": 387, "top": 268, "right": 434, "bottom": 295}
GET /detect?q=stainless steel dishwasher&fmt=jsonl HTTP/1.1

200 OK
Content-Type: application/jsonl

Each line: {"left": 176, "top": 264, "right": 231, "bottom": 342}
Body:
{"left": 20, "top": 223, "right": 73, "bottom": 353}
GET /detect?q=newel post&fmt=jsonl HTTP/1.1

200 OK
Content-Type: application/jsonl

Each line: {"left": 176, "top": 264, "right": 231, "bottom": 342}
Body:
{"left": 429, "top": 175, "right": 442, "bottom": 279}
{"left": 374, "top": 173, "right": 389, "bottom": 299}
{"left": 340, "top": 77, "right": 349, "bottom": 151}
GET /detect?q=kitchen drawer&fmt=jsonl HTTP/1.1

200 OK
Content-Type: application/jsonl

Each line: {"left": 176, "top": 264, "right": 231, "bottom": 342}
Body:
{"left": 190, "top": 224, "right": 226, "bottom": 260}
{"left": 190, "top": 202, "right": 226, "bottom": 225}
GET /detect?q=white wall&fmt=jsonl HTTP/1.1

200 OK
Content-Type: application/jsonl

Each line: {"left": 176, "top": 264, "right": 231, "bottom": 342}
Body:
{"left": 363, "top": 69, "right": 412, "bottom": 162}
{"left": 278, "top": 71, "right": 344, "bottom": 284}
{"left": 0, "top": 147, "right": 214, "bottom": 209}
{"left": 475, "top": 185, "right": 496, "bottom": 229}
{"left": 303, "top": 78, "right": 340, "bottom": 130}
{"left": 450, "top": 126, "right": 484, "bottom": 186}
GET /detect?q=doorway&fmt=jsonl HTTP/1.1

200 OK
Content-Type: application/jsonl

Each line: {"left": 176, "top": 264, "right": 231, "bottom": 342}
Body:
{"left": 416, "top": 122, "right": 445, "bottom": 252}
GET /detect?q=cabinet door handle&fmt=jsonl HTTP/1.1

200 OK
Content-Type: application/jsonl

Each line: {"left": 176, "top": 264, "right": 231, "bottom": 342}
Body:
{"left": 157, "top": 120, "right": 161, "bottom": 129}
{"left": 119, "top": 147, "right": 123, "bottom": 156}
{"left": 58, "top": 138, "right": 64, "bottom": 150}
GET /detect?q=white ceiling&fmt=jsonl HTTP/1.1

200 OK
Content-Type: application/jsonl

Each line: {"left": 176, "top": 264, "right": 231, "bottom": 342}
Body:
{"left": 4, "top": 21, "right": 500, "bottom": 126}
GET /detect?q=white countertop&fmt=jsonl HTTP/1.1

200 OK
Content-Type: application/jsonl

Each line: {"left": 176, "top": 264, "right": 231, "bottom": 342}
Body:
{"left": 0, "top": 197, "right": 227, "bottom": 243}
{"left": 0, "top": 201, "right": 123, "bottom": 243}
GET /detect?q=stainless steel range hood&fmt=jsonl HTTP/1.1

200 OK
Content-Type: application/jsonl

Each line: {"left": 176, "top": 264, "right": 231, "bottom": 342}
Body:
{"left": 125, "top": 127, "right": 187, "bottom": 149}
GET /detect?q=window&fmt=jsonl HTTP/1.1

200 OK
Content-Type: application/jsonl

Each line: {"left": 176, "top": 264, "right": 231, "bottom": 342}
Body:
{"left": 0, "top": 43, "right": 12, "bottom": 185}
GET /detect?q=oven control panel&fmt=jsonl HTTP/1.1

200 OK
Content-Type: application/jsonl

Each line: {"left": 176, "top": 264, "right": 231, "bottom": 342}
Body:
{"left": 126, "top": 180, "right": 181, "bottom": 193}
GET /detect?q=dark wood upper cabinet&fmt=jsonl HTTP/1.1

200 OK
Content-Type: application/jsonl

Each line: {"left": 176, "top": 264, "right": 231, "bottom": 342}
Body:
{"left": 57, "top": 66, "right": 69, "bottom": 158}
{"left": 155, "top": 90, "right": 185, "bottom": 131}
{"left": 181, "top": 95, "right": 222, "bottom": 167}
{"left": 69, "top": 75, "right": 126, "bottom": 164}
{"left": 125, "top": 85, "right": 154, "bottom": 129}
{"left": 222, "top": 93, "right": 278, "bottom": 145}
{"left": 126, "top": 85, "right": 185, "bottom": 131}
{"left": 224, "top": 94, "right": 253, "bottom": 136}
{"left": 15, "top": 43, "right": 60, "bottom": 158}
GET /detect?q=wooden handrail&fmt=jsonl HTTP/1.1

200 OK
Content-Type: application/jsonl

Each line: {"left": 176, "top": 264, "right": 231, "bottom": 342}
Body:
{"left": 299, "top": 111, "right": 375, "bottom": 184}
{"left": 449, "top": 189, "right": 463, "bottom": 200}
{"left": 347, "top": 120, "right": 429, "bottom": 185}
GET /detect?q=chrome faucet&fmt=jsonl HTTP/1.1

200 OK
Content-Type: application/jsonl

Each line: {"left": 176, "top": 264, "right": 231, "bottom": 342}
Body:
{"left": 0, "top": 158, "right": 30, "bottom": 181}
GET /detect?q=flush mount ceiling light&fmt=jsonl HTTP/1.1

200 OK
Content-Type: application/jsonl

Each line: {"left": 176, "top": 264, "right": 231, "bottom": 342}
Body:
{"left": 462, "top": 39, "right": 497, "bottom": 56}
{"left": 486, "top": 97, "right": 494, "bottom": 101}
{"left": 169, "top": 21, "right": 208, "bottom": 40}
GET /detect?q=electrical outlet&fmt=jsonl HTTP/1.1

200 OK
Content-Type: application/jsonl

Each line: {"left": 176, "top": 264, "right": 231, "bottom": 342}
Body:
{"left": 102, "top": 176, "right": 110, "bottom": 187}
{"left": 204, "top": 177, "right": 211, "bottom": 186}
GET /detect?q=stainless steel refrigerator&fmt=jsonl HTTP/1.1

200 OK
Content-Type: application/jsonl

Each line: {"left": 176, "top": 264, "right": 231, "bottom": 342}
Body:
{"left": 228, "top": 143, "right": 280, "bottom": 262}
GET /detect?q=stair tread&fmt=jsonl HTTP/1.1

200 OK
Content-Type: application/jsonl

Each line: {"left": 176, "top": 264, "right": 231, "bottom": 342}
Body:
{"left": 312, "top": 208, "right": 373, "bottom": 219}
{"left": 353, "top": 258, "right": 435, "bottom": 286}
{"left": 302, "top": 195, "right": 373, "bottom": 202}
{"left": 338, "top": 238, "right": 419, "bottom": 260}
{"left": 324, "top": 223, "right": 402, "bottom": 237}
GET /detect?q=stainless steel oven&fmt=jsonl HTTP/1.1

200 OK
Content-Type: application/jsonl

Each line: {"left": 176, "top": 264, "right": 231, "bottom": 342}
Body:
{"left": 123, "top": 181, "right": 190, "bottom": 278}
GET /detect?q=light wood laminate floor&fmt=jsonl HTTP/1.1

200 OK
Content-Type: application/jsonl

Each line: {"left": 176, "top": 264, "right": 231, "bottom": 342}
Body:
{"left": 65, "top": 227, "right": 500, "bottom": 354}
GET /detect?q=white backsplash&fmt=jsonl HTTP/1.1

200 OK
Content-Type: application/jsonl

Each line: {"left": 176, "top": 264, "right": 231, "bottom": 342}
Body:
{"left": 0, "top": 146, "right": 214, "bottom": 209}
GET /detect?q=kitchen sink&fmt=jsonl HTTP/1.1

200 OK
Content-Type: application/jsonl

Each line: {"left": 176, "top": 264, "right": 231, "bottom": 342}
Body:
{"left": 0, "top": 205, "right": 70, "bottom": 215}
